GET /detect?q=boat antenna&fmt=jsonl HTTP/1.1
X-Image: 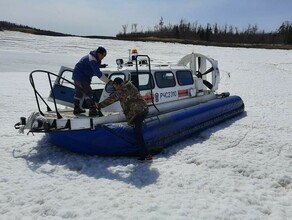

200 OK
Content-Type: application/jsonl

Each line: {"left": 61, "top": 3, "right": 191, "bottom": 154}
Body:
{"left": 128, "top": 49, "right": 131, "bottom": 62}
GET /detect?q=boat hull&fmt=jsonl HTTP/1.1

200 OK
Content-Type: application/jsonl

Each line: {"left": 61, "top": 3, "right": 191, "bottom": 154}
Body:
{"left": 48, "top": 95, "right": 245, "bottom": 156}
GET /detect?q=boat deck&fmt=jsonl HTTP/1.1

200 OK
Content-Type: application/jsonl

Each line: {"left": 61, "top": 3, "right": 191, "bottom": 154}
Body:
{"left": 43, "top": 108, "right": 119, "bottom": 119}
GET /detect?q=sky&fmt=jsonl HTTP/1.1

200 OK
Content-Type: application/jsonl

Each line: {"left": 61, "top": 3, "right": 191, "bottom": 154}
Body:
{"left": 0, "top": 0, "right": 292, "bottom": 36}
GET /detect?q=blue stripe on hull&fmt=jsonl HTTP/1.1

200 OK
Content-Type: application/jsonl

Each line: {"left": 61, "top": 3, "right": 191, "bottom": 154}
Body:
{"left": 48, "top": 96, "right": 244, "bottom": 156}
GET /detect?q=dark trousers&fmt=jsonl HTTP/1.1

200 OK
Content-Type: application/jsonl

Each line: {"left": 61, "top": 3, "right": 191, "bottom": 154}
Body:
{"left": 74, "top": 80, "right": 95, "bottom": 109}
{"left": 132, "top": 111, "right": 148, "bottom": 157}
{"left": 74, "top": 80, "right": 93, "bottom": 99}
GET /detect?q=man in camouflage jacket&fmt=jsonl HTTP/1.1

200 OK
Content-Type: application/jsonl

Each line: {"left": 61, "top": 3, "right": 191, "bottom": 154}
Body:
{"left": 96, "top": 77, "right": 151, "bottom": 160}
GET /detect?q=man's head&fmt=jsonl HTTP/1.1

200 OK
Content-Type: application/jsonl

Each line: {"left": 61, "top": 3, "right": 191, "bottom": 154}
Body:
{"left": 96, "top": 47, "right": 107, "bottom": 60}
{"left": 113, "top": 77, "right": 124, "bottom": 90}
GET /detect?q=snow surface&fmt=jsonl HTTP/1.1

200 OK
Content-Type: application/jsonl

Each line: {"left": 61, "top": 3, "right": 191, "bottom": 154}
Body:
{"left": 0, "top": 31, "right": 292, "bottom": 220}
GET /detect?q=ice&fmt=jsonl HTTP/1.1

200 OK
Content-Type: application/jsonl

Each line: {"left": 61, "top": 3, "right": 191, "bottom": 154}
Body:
{"left": 1, "top": 31, "right": 292, "bottom": 219}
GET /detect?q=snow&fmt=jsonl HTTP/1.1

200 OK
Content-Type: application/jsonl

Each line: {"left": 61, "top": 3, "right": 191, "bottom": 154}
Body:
{"left": 1, "top": 31, "right": 292, "bottom": 220}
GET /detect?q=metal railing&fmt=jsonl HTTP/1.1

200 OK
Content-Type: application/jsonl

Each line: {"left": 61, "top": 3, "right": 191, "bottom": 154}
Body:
{"left": 29, "top": 70, "right": 77, "bottom": 119}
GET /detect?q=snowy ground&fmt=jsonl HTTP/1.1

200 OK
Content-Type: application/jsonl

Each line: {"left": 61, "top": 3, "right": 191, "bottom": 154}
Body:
{"left": 0, "top": 31, "right": 292, "bottom": 220}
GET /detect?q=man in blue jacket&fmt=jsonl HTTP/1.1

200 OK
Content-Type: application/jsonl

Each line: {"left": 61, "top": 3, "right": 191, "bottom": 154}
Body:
{"left": 72, "top": 47, "right": 111, "bottom": 116}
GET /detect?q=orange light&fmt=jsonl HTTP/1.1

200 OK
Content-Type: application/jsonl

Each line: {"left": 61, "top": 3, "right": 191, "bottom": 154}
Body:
{"left": 131, "top": 49, "right": 138, "bottom": 54}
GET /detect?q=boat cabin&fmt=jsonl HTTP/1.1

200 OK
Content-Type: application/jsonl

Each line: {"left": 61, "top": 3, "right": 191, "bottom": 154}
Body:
{"left": 46, "top": 50, "right": 220, "bottom": 116}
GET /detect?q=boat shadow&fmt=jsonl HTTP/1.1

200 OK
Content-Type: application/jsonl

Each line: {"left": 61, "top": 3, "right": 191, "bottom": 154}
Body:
{"left": 14, "top": 135, "right": 159, "bottom": 189}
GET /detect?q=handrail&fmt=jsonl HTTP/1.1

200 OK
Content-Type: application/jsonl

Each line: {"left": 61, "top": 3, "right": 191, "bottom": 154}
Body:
{"left": 134, "top": 55, "right": 160, "bottom": 112}
{"left": 29, "top": 70, "right": 79, "bottom": 119}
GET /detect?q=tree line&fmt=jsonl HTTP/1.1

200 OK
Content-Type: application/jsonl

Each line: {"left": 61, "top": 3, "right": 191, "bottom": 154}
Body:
{"left": 2, "top": 20, "right": 291, "bottom": 46}
{"left": 0, "top": 21, "right": 72, "bottom": 37}
{"left": 117, "top": 18, "right": 292, "bottom": 45}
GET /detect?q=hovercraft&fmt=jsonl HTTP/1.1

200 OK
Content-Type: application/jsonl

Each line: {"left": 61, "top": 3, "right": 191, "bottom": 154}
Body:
{"left": 15, "top": 50, "right": 245, "bottom": 156}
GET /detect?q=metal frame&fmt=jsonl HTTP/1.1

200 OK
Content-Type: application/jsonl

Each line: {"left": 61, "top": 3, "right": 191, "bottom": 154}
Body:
{"left": 29, "top": 70, "right": 82, "bottom": 119}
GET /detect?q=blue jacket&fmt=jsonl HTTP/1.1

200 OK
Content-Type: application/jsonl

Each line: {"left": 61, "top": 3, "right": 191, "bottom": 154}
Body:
{"left": 72, "top": 49, "right": 109, "bottom": 83}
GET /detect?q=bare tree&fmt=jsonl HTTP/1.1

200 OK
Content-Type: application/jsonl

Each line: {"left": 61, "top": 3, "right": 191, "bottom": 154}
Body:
{"left": 159, "top": 17, "right": 164, "bottom": 30}
{"left": 122, "top": 24, "right": 128, "bottom": 34}
{"left": 132, "top": 23, "right": 138, "bottom": 33}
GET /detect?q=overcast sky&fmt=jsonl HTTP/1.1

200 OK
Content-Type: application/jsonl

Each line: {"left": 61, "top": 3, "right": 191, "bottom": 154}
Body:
{"left": 1, "top": 0, "right": 291, "bottom": 36}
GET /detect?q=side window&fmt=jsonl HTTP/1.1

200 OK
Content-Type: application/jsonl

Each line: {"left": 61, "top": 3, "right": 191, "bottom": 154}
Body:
{"left": 59, "top": 70, "right": 75, "bottom": 88}
{"left": 105, "top": 72, "right": 126, "bottom": 93}
{"left": 110, "top": 73, "right": 126, "bottom": 82}
{"left": 137, "top": 72, "right": 155, "bottom": 91}
{"left": 155, "top": 71, "right": 176, "bottom": 88}
{"left": 176, "top": 70, "right": 194, "bottom": 86}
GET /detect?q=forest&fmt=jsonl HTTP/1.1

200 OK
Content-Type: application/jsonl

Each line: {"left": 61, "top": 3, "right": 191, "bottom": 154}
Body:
{"left": 117, "top": 18, "right": 292, "bottom": 46}
{"left": 0, "top": 21, "right": 72, "bottom": 37}
{"left": 1, "top": 20, "right": 291, "bottom": 49}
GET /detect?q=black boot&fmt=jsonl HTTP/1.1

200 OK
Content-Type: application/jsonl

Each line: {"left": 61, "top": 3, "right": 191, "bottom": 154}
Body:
{"left": 73, "top": 99, "right": 86, "bottom": 114}
{"left": 89, "top": 108, "right": 98, "bottom": 117}
{"left": 86, "top": 98, "right": 98, "bottom": 117}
